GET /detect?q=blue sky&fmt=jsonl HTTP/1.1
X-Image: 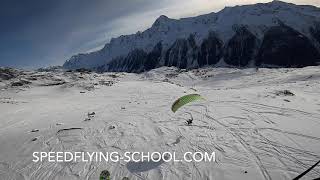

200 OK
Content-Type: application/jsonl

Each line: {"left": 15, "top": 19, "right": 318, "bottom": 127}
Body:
{"left": 0, "top": 0, "right": 319, "bottom": 69}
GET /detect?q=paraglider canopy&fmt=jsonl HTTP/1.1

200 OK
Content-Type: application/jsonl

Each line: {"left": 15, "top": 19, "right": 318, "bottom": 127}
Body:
{"left": 171, "top": 94, "right": 205, "bottom": 113}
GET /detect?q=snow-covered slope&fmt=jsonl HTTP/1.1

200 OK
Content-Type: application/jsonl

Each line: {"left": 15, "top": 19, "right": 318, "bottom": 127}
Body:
{"left": 1, "top": 66, "right": 320, "bottom": 179}
{"left": 63, "top": 1, "right": 320, "bottom": 71}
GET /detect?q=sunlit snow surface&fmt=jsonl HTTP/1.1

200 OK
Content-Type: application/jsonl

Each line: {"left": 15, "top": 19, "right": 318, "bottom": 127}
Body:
{"left": 64, "top": 1, "right": 320, "bottom": 69}
{"left": 0, "top": 66, "right": 320, "bottom": 179}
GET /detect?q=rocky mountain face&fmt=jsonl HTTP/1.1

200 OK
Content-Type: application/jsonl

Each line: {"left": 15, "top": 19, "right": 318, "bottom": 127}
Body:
{"left": 310, "top": 23, "right": 320, "bottom": 47}
{"left": 256, "top": 24, "right": 320, "bottom": 67}
{"left": 224, "top": 27, "right": 259, "bottom": 67}
{"left": 64, "top": 1, "right": 320, "bottom": 72}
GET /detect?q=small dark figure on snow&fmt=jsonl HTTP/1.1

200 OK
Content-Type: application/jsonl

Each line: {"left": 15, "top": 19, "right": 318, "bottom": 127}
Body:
{"left": 186, "top": 119, "right": 193, "bottom": 125}
{"left": 183, "top": 112, "right": 194, "bottom": 125}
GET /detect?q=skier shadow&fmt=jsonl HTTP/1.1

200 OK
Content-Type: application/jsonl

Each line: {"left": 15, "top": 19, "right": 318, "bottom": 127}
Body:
{"left": 126, "top": 159, "right": 165, "bottom": 173}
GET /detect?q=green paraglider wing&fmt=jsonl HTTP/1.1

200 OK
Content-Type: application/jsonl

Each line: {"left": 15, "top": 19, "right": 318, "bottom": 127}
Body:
{"left": 171, "top": 94, "right": 205, "bottom": 113}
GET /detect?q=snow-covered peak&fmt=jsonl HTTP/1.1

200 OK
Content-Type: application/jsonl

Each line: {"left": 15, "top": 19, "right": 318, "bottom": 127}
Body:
{"left": 63, "top": 1, "right": 320, "bottom": 70}
{"left": 152, "top": 15, "right": 171, "bottom": 26}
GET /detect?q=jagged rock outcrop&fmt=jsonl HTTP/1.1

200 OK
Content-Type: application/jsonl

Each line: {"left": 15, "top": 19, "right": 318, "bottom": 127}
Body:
{"left": 107, "top": 49, "right": 147, "bottom": 73}
{"left": 198, "top": 32, "right": 223, "bottom": 67}
{"left": 164, "top": 39, "right": 190, "bottom": 69}
{"left": 64, "top": 1, "right": 320, "bottom": 72}
{"left": 162, "top": 32, "right": 223, "bottom": 69}
{"left": 103, "top": 42, "right": 163, "bottom": 73}
{"left": 104, "top": 32, "right": 225, "bottom": 72}
{"left": 310, "top": 23, "right": 320, "bottom": 46}
{"left": 144, "top": 42, "right": 163, "bottom": 71}
{"left": 224, "top": 27, "right": 259, "bottom": 66}
{"left": 256, "top": 25, "right": 320, "bottom": 67}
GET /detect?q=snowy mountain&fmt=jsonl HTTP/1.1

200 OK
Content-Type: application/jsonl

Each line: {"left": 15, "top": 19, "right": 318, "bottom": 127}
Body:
{"left": 63, "top": 1, "right": 320, "bottom": 72}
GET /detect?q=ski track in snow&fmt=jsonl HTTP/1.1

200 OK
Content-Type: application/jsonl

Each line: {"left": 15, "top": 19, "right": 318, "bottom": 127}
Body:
{"left": 0, "top": 67, "right": 320, "bottom": 179}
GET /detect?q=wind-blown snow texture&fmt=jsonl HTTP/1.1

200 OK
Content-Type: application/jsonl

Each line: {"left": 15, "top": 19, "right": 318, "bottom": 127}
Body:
{"left": 1, "top": 66, "right": 320, "bottom": 179}
{"left": 63, "top": 1, "right": 320, "bottom": 72}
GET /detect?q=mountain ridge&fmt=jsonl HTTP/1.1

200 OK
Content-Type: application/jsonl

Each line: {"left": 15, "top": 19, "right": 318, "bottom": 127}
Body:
{"left": 63, "top": 1, "right": 320, "bottom": 72}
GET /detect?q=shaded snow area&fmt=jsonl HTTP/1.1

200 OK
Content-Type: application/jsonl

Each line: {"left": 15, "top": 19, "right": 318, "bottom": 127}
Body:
{"left": 63, "top": 1, "right": 320, "bottom": 70}
{"left": 0, "top": 66, "right": 320, "bottom": 180}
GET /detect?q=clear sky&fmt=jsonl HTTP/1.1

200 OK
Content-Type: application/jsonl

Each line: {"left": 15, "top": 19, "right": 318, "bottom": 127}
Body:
{"left": 0, "top": 0, "right": 319, "bottom": 69}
